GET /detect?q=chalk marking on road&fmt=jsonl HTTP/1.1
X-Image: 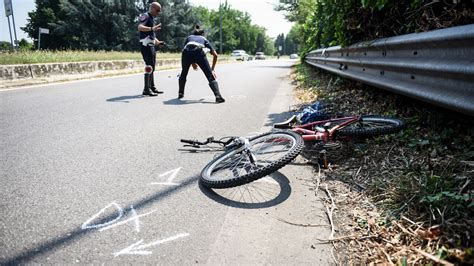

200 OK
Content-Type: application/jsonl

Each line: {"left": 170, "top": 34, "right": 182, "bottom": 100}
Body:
{"left": 99, "top": 206, "right": 156, "bottom": 233}
{"left": 150, "top": 167, "right": 182, "bottom": 186}
{"left": 113, "top": 233, "right": 190, "bottom": 257}
{"left": 81, "top": 201, "right": 123, "bottom": 230}
{"left": 130, "top": 205, "right": 140, "bottom": 232}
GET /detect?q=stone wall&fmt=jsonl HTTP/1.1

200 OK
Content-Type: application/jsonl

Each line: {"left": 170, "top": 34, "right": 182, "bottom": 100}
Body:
{"left": 0, "top": 58, "right": 232, "bottom": 88}
{"left": 0, "top": 59, "right": 180, "bottom": 80}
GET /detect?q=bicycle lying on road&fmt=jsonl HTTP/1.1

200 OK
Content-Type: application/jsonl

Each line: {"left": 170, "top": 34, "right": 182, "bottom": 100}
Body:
{"left": 181, "top": 115, "right": 405, "bottom": 189}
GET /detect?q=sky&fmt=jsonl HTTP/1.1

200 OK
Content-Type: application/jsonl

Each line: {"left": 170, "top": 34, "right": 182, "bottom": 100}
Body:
{"left": 1, "top": 0, "right": 293, "bottom": 43}
{"left": 1, "top": 0, "right": 34, "bottom": 42}
{"left": 187, "top": 0, "right": 293, "bottom": 38}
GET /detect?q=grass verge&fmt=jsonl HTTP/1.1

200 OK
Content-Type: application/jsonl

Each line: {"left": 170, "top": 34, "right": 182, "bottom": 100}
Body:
{"left": 0, "top": 50, "right": 234, "bottom": 65}
{"left": 0, "top": 50, "right": 180, "bottom": 65}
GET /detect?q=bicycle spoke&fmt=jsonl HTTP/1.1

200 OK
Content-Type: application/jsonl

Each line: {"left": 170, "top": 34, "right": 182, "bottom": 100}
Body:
{"left": 231, "top": 137, "right": 290, "bottom": 176}
{"left": 201, "top": 131, "right": 303, "bottom": 187}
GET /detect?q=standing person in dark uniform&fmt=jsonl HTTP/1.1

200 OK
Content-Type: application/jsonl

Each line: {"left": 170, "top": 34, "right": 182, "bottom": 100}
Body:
{"left": 178, "top": 25, "right": 225, "bottom": 103}
{"left": 138, "top": 2, "right": 165, "bottom": 96}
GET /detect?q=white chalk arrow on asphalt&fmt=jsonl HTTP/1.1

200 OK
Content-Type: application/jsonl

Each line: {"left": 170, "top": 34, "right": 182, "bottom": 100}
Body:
{"left": 113, "top": 233, "right": 190, "bottom": 257}
{"left": 150, "top": 167, "right": 182, "bottom": 186}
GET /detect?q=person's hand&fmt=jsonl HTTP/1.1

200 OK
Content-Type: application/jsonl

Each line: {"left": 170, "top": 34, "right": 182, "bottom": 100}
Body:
{"left": 152, "top": 23, "right": 162, "bottom": 32}
{"left": 154, "top": 39, "right": 165, "bottom": 46}
{"left": 212, "top": 70, "right": 217, "bottom": 79}
{"left": 192, "top": 64, "right": 198, "bottom": 71}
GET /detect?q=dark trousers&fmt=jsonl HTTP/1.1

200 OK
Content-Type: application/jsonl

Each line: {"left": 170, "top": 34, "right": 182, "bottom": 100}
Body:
{"left": 140, "top": 45, "right": 156, "bottom": 87}
{"left": 179, "top": 49, "right": 215, "bottom": 84}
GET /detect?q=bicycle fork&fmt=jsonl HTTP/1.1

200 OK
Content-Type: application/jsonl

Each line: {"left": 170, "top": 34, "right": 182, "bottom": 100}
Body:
{"left": 241, "top": 137, "right": 257, "bottom": 165}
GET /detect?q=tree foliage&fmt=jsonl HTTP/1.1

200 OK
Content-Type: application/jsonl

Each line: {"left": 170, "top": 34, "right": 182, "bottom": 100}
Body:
{"left": 21, "top": 0, "right": 290, "bottom": 55}
{"left": 22, "top": 0, "right": 63, "bottom": 49}
{"left": 192, "top": 2, "right": 277, "bottom": 55}
{"left": 277, "top": 0, "right": 474, "bottom": 56}
{"left": 0, "top": 41, "right": 13, "bottom": 51}
{"left": 274, "top": 28, "right": 298, "bottom": 55}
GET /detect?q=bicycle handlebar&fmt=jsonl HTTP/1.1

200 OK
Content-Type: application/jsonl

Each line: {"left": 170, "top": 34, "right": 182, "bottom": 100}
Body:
{"left": 180, "top": 139, "right": 205, "bottom": 146}
{"left": 180, "top": 136, "right": 237, "bottom": 148}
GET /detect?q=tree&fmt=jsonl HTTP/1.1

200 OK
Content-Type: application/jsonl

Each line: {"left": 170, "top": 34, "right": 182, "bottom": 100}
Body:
{"left": 21, "top": 0, "right": 64, "bottom": 49}
{"left": 192, "top": 1, "right": 274, "bottom": 54}
{"left": 274, "top": 33, "right": 284, "bottom": 55}
{"left": 154, "top": 0, "right": 201, "bottom": 52}
{"left": 50, "top": 0, "right": 140, "bottom": 50}
{"left": 21, "top": 0, "right": 280, "bottom": 53}
{"left": 277, "top": 0, "right": 474, "bottom": 57}
{"left": 19, "top": 39, "right": 34, "bottom": 50}
{"left": 263, "top": 35, "right": 276, "bottom": 56}
{"left": 0, "top": 41, "right": 13, "bottom": 51}
{"left": 284, "top": 25, "right": 298, "bottom": 54}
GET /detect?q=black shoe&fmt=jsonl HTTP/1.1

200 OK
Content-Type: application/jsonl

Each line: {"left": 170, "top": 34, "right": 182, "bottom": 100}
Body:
{"left": 142, "top": 89, "right": 158, "bottom": 96}
{"left": 151, "top": 87, "right": 164, "bottom": 94}
{"left": 216, "top": 96, "right": 225, "bottom": 103}
{"left": 178, "top": 93, "right": 184, "bottom": 99}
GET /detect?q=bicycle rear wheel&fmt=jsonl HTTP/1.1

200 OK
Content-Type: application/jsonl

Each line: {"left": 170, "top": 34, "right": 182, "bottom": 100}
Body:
{"left": 200, "top": 131, "right": 303, "bottom": 188}
{"left": 337, "top": 116, "right": 405, "bottom": 137}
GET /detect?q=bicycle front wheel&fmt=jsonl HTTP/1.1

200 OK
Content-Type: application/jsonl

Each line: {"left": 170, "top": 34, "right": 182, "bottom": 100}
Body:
{"left": 200, "top": 131, "right": 303, "bottom": 188}
{"left": 337, "top": 116, "right": 405, "bottom": 137}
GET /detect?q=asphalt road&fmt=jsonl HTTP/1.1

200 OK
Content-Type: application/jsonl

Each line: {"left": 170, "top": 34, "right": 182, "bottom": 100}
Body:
{"left": 1, "top": 59, "right": 332, "bottom": 264}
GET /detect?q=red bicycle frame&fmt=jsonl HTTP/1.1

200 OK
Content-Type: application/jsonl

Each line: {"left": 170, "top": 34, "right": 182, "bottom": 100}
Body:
{"left": 290, "top": 115, "right": 361, "bottom": 142}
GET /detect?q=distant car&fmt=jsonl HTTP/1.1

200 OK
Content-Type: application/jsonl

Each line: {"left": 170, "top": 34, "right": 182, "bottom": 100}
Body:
{"left": 255, "top": 52, "right": 266, "bottom": 60}
{"left": 290, "top": 53, "right": 299, "bottom": 59}
{"left": 231, "top": 50, "right": 250, "bottom": 61}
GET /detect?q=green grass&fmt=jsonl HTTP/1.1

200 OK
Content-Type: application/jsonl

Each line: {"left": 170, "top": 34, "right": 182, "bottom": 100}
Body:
{"left": 0, "top": 50, "right": 181, "bottom": 65}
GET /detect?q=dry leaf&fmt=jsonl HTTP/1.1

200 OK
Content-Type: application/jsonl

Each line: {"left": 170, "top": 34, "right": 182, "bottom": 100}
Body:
{"left": 415, "top": 226, "right": 441, "bottom": 240}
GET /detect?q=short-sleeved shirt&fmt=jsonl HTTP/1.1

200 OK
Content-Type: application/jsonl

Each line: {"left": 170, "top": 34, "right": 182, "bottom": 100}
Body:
{"left": 138, "top": 12, "right": 155, "bottom": 40}
{"left": 183, "top": 35, "right": 214, "bottom": 52}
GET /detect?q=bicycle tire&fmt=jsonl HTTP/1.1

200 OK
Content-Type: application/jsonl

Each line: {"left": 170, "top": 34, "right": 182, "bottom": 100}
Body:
{"left": 200, "top": 130, "right": 304, "bottom": 189}
{"left": 337, "top": 116, "right": 405, "bottom": 137}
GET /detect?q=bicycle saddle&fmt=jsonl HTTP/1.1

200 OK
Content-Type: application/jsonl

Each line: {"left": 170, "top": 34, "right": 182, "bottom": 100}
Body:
{"left": 273, "top": 115, "right": 298, "bottom": 129}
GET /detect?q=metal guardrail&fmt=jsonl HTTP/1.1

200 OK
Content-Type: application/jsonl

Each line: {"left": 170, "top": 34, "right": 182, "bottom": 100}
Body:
{"left": 305, "top": 24, "right": 474, "bottom": 116}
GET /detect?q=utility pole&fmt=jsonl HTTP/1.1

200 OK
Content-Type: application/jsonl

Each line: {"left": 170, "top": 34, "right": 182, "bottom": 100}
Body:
{"left": 219, "top": 0, "right": 222, "bottom": 54}
{"left": 10, "top": 0, "right": 18, "bottom": 47}
{"left": 4, "top": 0, "right": 17, "bottom": 48}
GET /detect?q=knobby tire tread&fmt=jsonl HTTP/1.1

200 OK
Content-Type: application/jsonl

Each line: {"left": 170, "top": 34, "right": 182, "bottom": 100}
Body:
{"left": 200, "top": 131, "right": 304, "bottom": 189}
{"left": 337, "top": 116, "right": 405, "bottom": 137}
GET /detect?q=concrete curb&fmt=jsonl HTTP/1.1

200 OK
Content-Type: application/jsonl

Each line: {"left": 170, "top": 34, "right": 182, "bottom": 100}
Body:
{"left": 0, "top": 58, "right": 232, "bottom": 89}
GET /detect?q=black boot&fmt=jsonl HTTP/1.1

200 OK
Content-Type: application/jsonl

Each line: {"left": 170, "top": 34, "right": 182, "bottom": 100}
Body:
{"left": 150, "top": 73, "right": 163, "bottom": 94}
{"left": 142, "top": 73, "right": 157, "bottom": 96}
{"left": 209, "top": 80, "right": 225, "bottom": 103}
{"left": 178, "top": 78, "right": 186, "bottom": 99}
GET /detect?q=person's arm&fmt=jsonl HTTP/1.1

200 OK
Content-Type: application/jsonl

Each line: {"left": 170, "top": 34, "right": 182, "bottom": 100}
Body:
{"left": 138, "top": 23, "right": 161, "bottom": 32}
{"left": 210, "top": 50, "right": 218, "bottom": 79}
{"left": 138, "top": 24, "right": 153, "bottom": 32}
{"left": 211, "top": 50, "right": 218, "bottom": 71}
{"left": 154, "top": 38, "right": 164, "bottom": 46}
